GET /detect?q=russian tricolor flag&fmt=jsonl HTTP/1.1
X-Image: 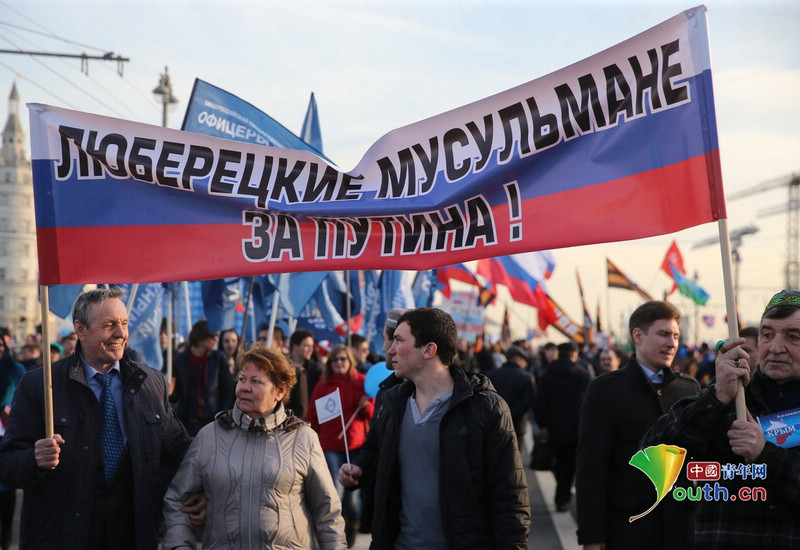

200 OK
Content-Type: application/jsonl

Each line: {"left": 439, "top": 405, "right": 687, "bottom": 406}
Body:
{"left": 29, "top": 7, "right": 724, "bottom": 286}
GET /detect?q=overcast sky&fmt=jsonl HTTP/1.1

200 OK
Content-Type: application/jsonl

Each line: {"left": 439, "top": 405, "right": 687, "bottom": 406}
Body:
{"left": 1, "top": 0, "right": 798, "bottom": 344}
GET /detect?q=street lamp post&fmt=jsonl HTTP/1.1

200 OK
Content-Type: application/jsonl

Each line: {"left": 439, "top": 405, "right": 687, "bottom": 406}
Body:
{"left": 152, "top": 66, "right": 179, "bottom": 127}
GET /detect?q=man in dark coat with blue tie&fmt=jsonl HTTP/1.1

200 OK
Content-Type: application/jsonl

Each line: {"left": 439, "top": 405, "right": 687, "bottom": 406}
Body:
{"left": 0, "top": 287, "right": 192, "bottom": 550}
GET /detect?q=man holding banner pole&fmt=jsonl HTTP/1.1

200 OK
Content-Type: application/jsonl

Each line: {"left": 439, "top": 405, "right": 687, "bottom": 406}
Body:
{"left": 0, "top": 288, "right": 194, "bottom": 550}
{"left": 338, "top": 307, "right": 530, "bottom": 549}
{"left": 642, "top": 289, "right": 800, "bottom": 549}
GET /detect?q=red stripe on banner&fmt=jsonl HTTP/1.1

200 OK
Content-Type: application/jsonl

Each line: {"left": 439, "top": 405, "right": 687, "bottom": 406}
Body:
{"left": 502, "top": 150, "right": 724, "bottom": 249}
{"left": 37, "top": 152, "right": 722, "bottom": 285}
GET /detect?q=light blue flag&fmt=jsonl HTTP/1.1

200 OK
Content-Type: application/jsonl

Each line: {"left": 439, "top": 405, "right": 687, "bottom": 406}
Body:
{"left": 412, "top": 269, "right": 437, "bottom": 308}
{"left": 369, "top": 271, "right": 415, "bottom": 355}
{"left": 121, "top": 283, "right": 165, "bottom": 371}
{"left": 312, "top": 275, "right": 348, "bottom": 339}
{"left": 265, "top": 272, "right": 328, "bottom": 318}
{"left": 668, "top": 263, "right": 710, "bottom": 305}
{"left": 201, "top": 278, "right": 241, "bottom": 333}
{"left": 181, "top": 79, "right": 331, "bottom": 163}
{"left": 300, "top": 92, "right": 323, "bottom": 154}
{"left": 315, "top": 271, "right": 363, "bottom": 333}
{"left": 46, "top": 284, "right": 83, "bottom": 319}
{"left": 361, "top": 270, "right": 383, "bottom": 354}
{"left": 161, "top": 282, "right": 204, "bottom": 340}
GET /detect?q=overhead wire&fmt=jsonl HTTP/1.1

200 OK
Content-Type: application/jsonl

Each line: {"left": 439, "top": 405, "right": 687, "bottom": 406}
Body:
{"left": 0, "top": 5, "right": 162, "bottom": 122}
{"left": 0, "top": 29, "right": 130, "bottom": 118}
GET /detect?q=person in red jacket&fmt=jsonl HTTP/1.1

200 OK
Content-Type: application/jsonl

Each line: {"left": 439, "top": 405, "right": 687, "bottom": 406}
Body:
{"left": 307, "top": 344, "right": 374, "bottom": 547}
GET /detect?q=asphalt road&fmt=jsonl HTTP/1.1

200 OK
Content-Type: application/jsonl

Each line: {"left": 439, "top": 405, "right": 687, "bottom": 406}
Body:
{"left": 344, "top": 467, "right": 580, "bottom": 550}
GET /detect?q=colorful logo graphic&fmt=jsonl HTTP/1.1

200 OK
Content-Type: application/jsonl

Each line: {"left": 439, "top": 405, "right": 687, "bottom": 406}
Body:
{"left": 627, "top": 444, "right": 687, "bottom": 522}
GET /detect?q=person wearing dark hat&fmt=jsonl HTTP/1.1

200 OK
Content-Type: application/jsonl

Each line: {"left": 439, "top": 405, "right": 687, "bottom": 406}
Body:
{"left": 171, "top": 320, "right": 235, "bottom": 436}
{"left": 577, "top": 300, "right": 699, "bottom": 549}
{"left": 486, "top": 345, "right": 536, "bottom": 456}
{"left": 642, "top": 290, "right": 800, "bottom": 549}
{"left": 535, "top": 340, "right": 591, "bottom": 511}
{"left": 50, "top": 342, "right": 63, "bottom": 363}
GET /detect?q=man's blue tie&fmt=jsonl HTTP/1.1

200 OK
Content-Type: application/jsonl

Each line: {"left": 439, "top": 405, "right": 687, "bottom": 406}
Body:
{"left": 96, "top": 371, "right": 124, "bottom": 484}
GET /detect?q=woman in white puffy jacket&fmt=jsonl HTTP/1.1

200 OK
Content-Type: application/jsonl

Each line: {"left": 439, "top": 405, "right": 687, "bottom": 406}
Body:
{"left": 163, "top": 345, "right": 347, "bottom": 550}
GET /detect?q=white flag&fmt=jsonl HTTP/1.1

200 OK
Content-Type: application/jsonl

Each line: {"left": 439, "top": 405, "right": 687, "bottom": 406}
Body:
{"left": 315, "top": 388, "right": 343, "bottom": 424}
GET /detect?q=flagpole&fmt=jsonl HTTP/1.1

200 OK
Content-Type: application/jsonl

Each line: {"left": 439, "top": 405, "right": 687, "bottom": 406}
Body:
{"left": 241, "top": 276, "right": 255, "bottom": 341}
{"left": 340, "top": 411, "right": 351, "bottom": 466}
{"left": 345, "top": 271, "right": 352, "bottom": 346}
{"left": 266, "top": 290, "right": 280, "bottom": 348}
{"left": 126, "top": 283, "right": 139, "bottom": 311}
{"left": 166, "top": 288, "right": 174, "bottom": 385}
{"left": 338, "top": 404, "right": 365, "bottom": 441}
{"left": 39, "top": 285, "right": 54, "bottom": 438}
{"left": 183, "top": 281, "right": 192, "bottom": 331}
{"left": 717, "top": 218, "right": 746, "bottom": 421}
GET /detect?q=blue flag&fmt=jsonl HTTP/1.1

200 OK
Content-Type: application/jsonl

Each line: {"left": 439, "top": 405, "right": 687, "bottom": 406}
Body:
{"left": 312, "top": 275, "right": 348, "bottom": 339}
{"left": 265, "top": 272, "right": 328, "bottom": 318}
{"left": 368, "top": 271, "right": 415, "bottom": 355}
{"left": 361, "top": 270, "right": 383, "bottom": 354}
{"left": 121, "top": 283, "right": 165, "bottom": 371}
{"left": 300, "top": 92, "right": 323, "bottom": 154}
{"left": 668, "top": 263, "right": 710, "bottom": 305}
{"left": 413, "top": 269, "right": 437, "bottom": 308}
{"left": 182, "top": 79, "right": 330, "bottom": 162}
{"left": 201, "top": 278, "right": 242, "bottom": 333}
{"left": 47, "top": 284, "right": 83, "bottom": 319}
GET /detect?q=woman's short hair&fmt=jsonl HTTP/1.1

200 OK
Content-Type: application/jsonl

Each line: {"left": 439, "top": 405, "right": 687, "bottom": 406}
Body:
{"left": 237, "top": 344, "right": 297, "bottom": 403}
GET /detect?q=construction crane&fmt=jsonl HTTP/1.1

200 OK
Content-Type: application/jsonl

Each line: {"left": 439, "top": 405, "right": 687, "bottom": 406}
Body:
{"left": 693, "top": 224, "right": 759, "bottom": 306}
{"left": 727, "top": 173, "right": 800, "bottom": 288}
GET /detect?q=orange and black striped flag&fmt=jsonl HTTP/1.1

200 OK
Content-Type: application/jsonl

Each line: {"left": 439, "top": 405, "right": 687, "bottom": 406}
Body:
{"left": 606, "top": 258, "right": 654, "bottom": 302}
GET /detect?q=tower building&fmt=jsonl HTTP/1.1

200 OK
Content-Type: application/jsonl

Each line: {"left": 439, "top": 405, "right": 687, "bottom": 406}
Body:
{"left": 0, "top": 83, "right": 40, "bottom": 339}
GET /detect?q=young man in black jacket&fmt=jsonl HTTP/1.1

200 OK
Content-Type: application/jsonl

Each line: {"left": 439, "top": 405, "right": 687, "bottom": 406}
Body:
{"left": 339, "top": 307, "right": 530, "bottom": 549}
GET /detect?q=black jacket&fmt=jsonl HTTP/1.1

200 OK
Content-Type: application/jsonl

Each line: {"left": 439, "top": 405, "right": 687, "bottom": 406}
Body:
{"left": 0, "top": 345, "right": 191, "bottom": 550}
{"left": 171, "top": 348, "right": 235, "bottom": 423}
{"left": 575, "top": 356, "right": 699, "bottom": 548}
{"left": 534, "top": 357, "right": 591, "bottom": 442}
{"left": 486, "top": 362, "right": 536, "bottom": 437}
{"left": 356, "top": 366, "right": 530, "bottom": 549}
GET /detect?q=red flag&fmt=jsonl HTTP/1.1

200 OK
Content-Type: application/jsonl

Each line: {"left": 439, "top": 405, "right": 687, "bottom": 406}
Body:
{"left": 542, "top": 292, "right": 586, "bottom": 344}
{"left": 661, "top": 240, "right": 685, "bottom": 295}
{"left": 476, "top": 254, "right": 558, "bottom": 329}
{"left": 661, "top": 240, "right": 686, "bottom": 277}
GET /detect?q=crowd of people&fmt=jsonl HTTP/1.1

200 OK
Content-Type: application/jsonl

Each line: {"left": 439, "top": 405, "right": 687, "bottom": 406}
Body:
{"left": 0, "top": 287, "right": 797, "bottom": 549}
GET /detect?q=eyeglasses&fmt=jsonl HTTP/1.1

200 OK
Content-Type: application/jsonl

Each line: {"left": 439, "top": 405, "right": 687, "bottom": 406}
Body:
{"left": 331, "top": 356, "right": 349, "bottom": 363}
